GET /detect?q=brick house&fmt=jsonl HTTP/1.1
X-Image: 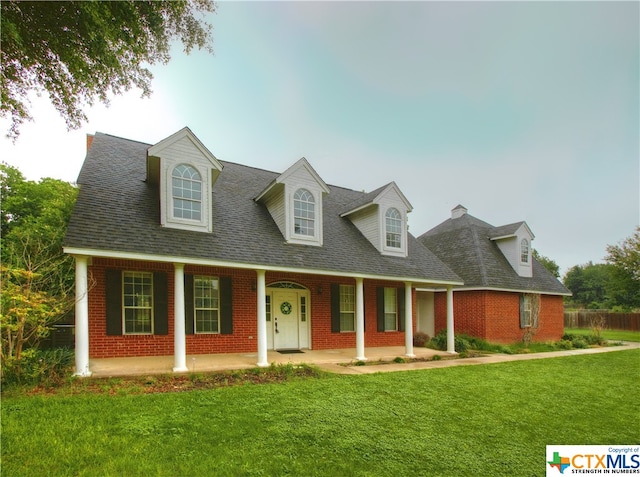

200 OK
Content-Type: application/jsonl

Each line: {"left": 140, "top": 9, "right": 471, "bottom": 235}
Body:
{"left": 417, "top": 205, "right": 571, "bottom": 344}
{"left": 64, "top": 128, "right": 463, "bottom": 376}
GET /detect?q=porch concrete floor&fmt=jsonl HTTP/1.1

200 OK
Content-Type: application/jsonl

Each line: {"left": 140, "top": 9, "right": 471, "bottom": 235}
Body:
{"left": 86, "top": 342, "right": 640, "bottom": 377}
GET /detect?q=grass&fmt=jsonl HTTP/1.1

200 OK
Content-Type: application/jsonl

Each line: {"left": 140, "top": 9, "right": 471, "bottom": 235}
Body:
{"left": 2, "top": 350, "right": 639, "bottom": 476}
{"left": 565, "top": 327, "right": 640, "bottom": 343}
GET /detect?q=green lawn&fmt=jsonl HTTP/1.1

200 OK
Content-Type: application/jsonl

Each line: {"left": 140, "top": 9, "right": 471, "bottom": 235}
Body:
{"left": 3, "top": 350, "right": 639, "bottom": 477}
{"left": 564, "top": 327, "right": 640, "bottom": 342}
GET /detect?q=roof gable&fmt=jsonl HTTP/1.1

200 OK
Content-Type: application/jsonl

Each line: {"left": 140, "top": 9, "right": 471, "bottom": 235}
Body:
{"left": 340, "top": 182, "right": 413, "bottom": 217}
{"left": 255, "top": 157, "right": 329, "bottom": 202}
{"left": 490, "top": 221, "right": 535, "bottom": 241}
{"left": 147, "top": 127, "right": 223, "bottom": 171}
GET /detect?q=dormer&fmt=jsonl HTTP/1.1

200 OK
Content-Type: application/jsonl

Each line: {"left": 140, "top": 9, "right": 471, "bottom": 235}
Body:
{"left": 147, "top": 127, "right": 223, "bottom": 233}
{"left": 255, "top": 158, "right": 330, "bottom": 246}
{"left": 341, "top": 182, "right": 413, "bottom": 257}
{"left": 490, "top": 221, "right": 535, "bottom": 277}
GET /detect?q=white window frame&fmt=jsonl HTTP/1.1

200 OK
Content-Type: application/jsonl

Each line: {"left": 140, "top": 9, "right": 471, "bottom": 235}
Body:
{"left": 520, "top": 238, "right": 530, "bottom": 264}
{"left": 172, "top": 164, "right": 203, "bottom": 221}
{"left": 339, "top": 284, "right": 355, "bottom": 332}
{"left": 162, "top": 162, "right": 211, "bottom": 233}
{"left": 521, "top": 294, "right": 532, "bottom": 327}
{"left": 123, "top": 271, "right": 154, "bottom": 335}
{"left": 385, "top": 207, "right": 402, "bottom": 249}
{"left": 384, "top": 287, "right": 398, "bottom": 331}
{"left": 194, "top": 275, "right": 220, "bottom": 334}
{"left": 293, "top": 188, "right": 316, "bottom": 238}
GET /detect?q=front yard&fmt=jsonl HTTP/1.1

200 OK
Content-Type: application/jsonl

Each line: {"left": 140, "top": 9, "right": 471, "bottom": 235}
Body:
{"left": 2, "top": 349, "right": 639, "bottom": 476}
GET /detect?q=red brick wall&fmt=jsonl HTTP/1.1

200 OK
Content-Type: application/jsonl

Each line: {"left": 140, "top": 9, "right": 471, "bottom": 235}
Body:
{"left": 434, "top": 290, "right": 565, "bottom": 344}
{"left": 87, "top": 259, "right": 412, "bottom": 358}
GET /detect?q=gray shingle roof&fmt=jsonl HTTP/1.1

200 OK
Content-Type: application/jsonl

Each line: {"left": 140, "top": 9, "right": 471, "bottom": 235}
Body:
{"left": 64, "top": 132, "right": 461, "bottom": 284}
{"left": 418, "top": 212, "right": 571, "bottom": 295}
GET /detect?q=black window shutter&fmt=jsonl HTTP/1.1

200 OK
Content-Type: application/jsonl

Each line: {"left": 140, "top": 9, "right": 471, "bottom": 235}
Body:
{"left": 153, "top": 272, "right": 168, "bottom": 335}
{"left": 376, "top": 287, "right": 385, "bottom": 332}
{"left": 519, "top": 294, "right": 526, "bottom": 328}
{"left": 330, "top": 284, "right": 341, "bottom": 333}
{"left": 184, "top": 274, "right": 194, "bottom": 335}
{"left": 105, "top": 269, "right": 122, "bottom": 335}
{"left": 220, "top": 277, "right": 233, "bottom": 334}
{"left": 398, "top": 287, "right": 405, "bottom": 332}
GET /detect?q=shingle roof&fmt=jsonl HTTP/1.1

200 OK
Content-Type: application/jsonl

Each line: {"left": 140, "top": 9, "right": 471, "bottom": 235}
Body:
{"left": 418, "top": 212, "right": 571, "bottom": 295}
{"left": 64, "top": 132, "right": 461, "bottom": 284}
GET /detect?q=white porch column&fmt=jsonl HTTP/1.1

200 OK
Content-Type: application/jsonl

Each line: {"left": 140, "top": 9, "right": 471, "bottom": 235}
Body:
{"left": 355, "top": 277, "right": 366, "bottom": 361}
{"left": 173, "top": 263, "right": 188, "bottom": 372}
{"left": 74, "top": 255, "right": 91, "bottom": 376}
{"left": 256, "top": 269, "right": 269, "bottom": 367}
{"left": 446, "top": 286, "right": 457, "bottom": 354}
{"left": 404, "top": 282, "right": 415, "bottom": 358}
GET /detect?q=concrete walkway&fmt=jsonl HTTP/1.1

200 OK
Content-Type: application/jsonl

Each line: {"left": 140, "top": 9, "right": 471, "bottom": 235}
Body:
{"left": 87, "top": 342, "right": 640, "bottom": 378}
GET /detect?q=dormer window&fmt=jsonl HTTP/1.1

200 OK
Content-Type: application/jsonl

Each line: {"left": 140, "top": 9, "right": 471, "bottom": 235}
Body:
{"left": 254, "top": 158, "right": 329, "bottom": 247}
{"left": 520, "top": 238, "right": 529, "bottom": 263}
{"left": 293, "top": 188, "right": 315, "bottom": 237}
{"left": 148, "top": 127, "right": 223, "bottom": 234}
{"left": 172, "top": 164, "right": 202, "bottom": 221}
{"left": 385, "top": 208, "right": 402, "bottom": 248}
{"left": 340, "top": 182, "right": 412, "bottom": 258}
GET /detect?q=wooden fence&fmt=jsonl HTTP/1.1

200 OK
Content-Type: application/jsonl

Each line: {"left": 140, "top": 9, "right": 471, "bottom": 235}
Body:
{"left": 564, "top": 311, "right": 640, "bottom": 331}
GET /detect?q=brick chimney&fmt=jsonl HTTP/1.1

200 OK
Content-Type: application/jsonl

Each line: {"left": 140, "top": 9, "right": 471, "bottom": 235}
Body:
{"left": 451, "top": 204, "right": 467, "bottom": 219}
{"left": 86, "top": 134, "right": 94, "bottom": 152}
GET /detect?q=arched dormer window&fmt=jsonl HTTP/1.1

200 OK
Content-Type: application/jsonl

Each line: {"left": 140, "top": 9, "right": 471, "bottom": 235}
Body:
{"left": 385, "top": 207, "right": 402, "bottom": 248}
{"left": 520, "top": 238, "right": 529, "bottom": 263}
{"left": 172, "top": 164, "right": 202, "bottom": 221}
{"left": 293, "top": 188, "right": 315, "bottom": 236}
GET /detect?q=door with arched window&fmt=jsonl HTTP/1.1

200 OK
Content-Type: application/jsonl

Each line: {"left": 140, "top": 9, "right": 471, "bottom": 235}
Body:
{"left": 266, "top": 282, "right": 310, "bottom": 350}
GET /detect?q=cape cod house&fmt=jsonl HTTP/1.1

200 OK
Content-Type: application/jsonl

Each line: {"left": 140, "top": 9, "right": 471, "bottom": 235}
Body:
{"left": 63, "top": 128, "right": 463, "bottom": 376}
{"left": 417, "top": 205, "right": 571, "bottom": 344}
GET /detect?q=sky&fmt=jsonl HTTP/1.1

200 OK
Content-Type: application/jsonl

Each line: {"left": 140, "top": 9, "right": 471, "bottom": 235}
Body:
{"left": 1, "top": 1, "right": 638, "bottom": 276}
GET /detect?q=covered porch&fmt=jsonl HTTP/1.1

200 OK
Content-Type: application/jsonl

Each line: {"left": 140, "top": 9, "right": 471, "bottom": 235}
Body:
{"left": 87, "top": 346, "right": 448, "bottom": 377}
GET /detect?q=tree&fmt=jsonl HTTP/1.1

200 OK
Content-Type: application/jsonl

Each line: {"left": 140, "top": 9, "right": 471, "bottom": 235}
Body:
{"left": 563, "top": 262, "right": 614, "bottom": 309}
{"left": 605, "top": 228, "right": 640, "bottom": 310}
{"left": 533, "top": 249, "right": 560, "bottom": 278}
{"left": 1, "top": 0, "right": 215, "bottom": 139}
{"left": 0, "top": 163, "right": 78, "bottom": 362}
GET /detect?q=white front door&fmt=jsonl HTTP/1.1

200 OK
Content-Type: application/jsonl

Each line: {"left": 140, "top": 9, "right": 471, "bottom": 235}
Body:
{"left": 273, "top": 291, "right": 299, "bottom": 350}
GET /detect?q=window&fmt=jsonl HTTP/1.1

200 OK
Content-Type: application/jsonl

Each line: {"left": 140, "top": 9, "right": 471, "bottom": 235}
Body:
{"left": 385, "top": 208, "right": 402, "bottom": 249}
{"left": 172, "top": 164, "right": 202, "bottom": 221}
{"left": 194, "top": 276, "right": 220, "bottom": 333}
{"left": 384, "top": 287, "right": 397, "bottom": 331}
{"left": 520, "top": 238, "right": 529, "bottom": 263}
{"left": 339, "top": 285, "right": 355, "bottom": 332}
{"left": 293, "top": 188, "right": 315, "bottom": 236}
{"left": 300, "top": 296, "right": 307, "bottom": 322}
{"left": 123, "top": 272, "right": 153, "bottom": 334}
{"left": 265, "top": 295, "right": 272, "bottom": 322}
{"left": 521, "top": 294, "right": 532, "bottom": 327}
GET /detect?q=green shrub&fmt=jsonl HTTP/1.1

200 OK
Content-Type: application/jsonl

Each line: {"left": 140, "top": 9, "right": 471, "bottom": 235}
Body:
{"left": 556, "top": 340, "right": 574, "bottom": 350}
{"left": 584, "top": 334, "right": 607, "bottom": 346}
{"left": 393, "top": 357, "right": 405, "bottom": 363}
{"left": 571, "top": 338, "right": 588, "bottom": 349}
{"left": 1, "top": 347, "right": 74, "bottom": 387}
{"left": 430, "top": 330, "right": 470, "bottom": 353}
